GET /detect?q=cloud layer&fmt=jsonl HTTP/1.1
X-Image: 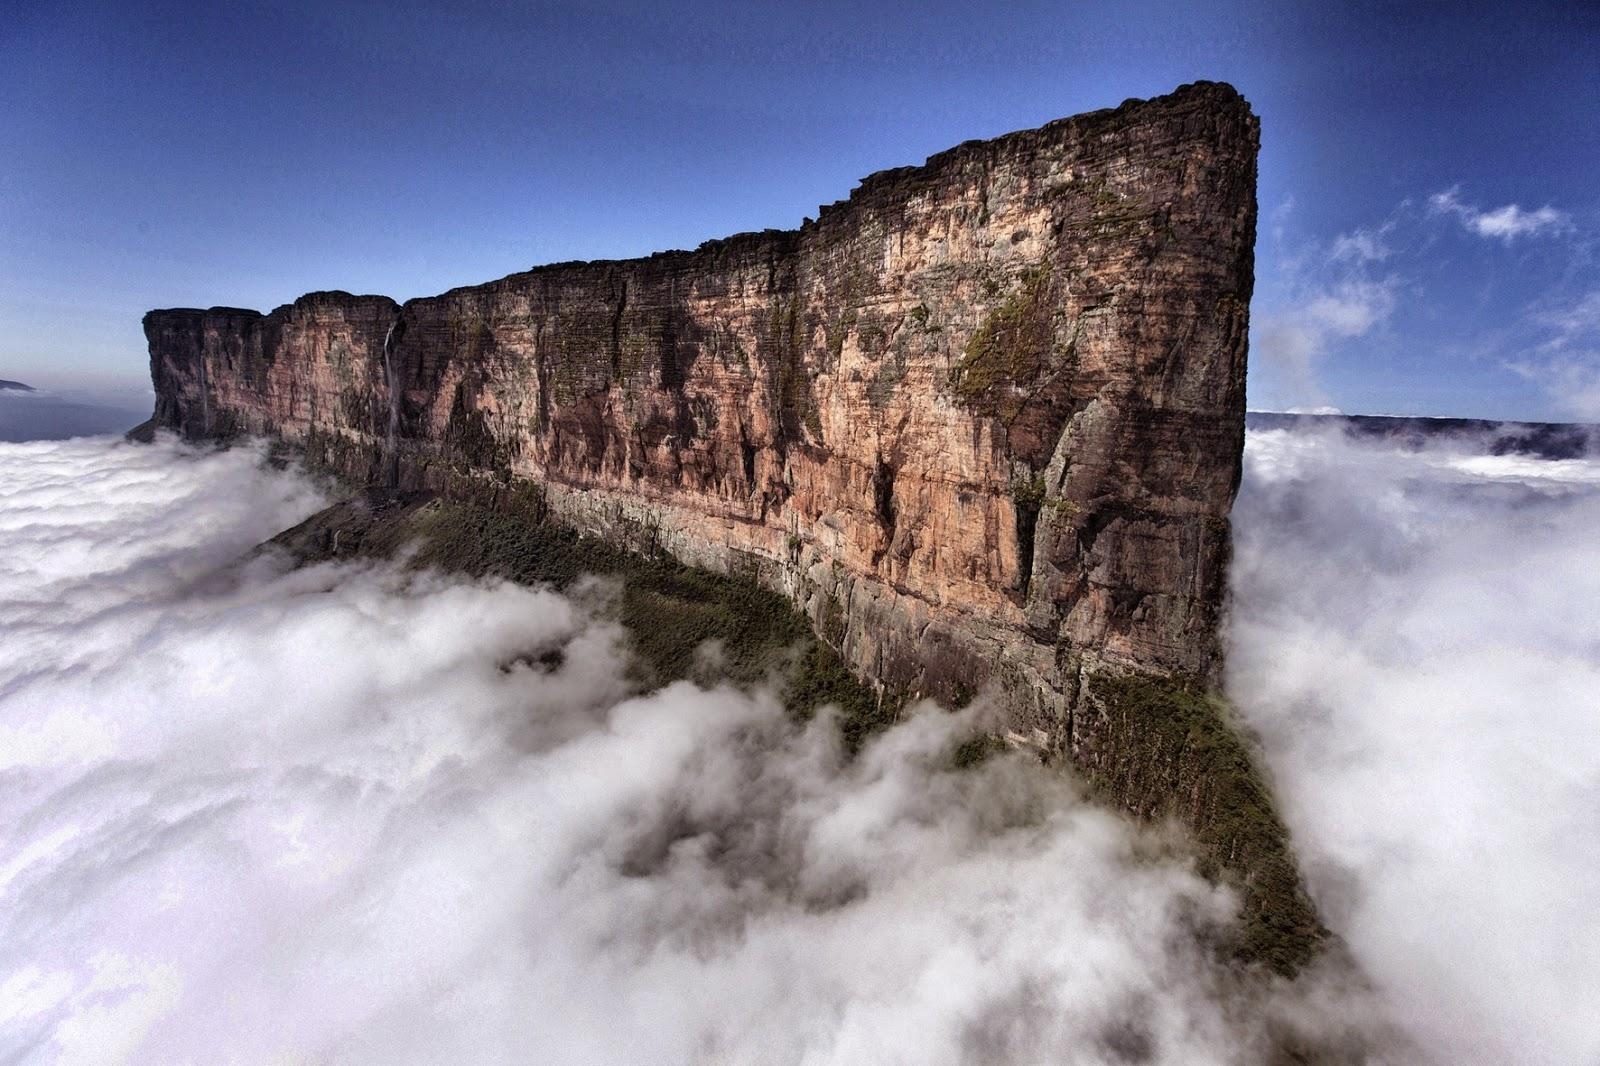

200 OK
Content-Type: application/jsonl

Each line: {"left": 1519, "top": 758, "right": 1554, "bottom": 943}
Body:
{"left": 1230, "top": 428, "right": 1600, "bottom": 1065}
{"left": 0, "top": 437, "right": 1348, "bottom": 1065}
{"left": 5, "top": 428, "right": 1596, "bottom": 1063}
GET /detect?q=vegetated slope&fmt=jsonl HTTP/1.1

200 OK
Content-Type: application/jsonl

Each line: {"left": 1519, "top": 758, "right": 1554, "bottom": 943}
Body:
{"left": 267, "top": 484, "right": 1324, "bottom": 974}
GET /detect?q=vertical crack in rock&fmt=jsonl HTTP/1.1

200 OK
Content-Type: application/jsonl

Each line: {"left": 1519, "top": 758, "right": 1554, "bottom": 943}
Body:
{"left": 1013, "top": 473, "right": 1044, "bottom": 601}
{"left": 137, "top": 82, "right": 1323, "bottom": 972}
{"left": 873, "top": 453, "right": 896, "bottom": 539}
{"left": 197, "top": 346, "right": 211, "bottom": 436}
{"left": 609, "top": 277, "right": 627, "bottom": 380}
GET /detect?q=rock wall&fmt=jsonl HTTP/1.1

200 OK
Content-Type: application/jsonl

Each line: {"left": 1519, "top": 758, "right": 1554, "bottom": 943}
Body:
{"left": 144, "top": 81, "right": 1258, "bottom": 752}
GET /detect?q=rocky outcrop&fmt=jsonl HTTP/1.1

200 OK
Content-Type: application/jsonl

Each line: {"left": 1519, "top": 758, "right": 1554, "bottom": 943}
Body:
{"left": 143, "top": 83, "right": 1318, "bottom": 965}
{"left": 146, "top": 80, "right": 1255, "bottom": 734}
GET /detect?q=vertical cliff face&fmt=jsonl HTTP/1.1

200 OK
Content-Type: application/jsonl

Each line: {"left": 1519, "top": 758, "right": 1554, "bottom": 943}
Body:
{"left": 145, "top": 80, "right": 1256, "bottom": 754}
{"left": 144, "top": 83, "right": 1324, "bottom": 970}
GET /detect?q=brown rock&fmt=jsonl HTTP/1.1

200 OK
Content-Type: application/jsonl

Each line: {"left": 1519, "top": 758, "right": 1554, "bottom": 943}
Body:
{"left": 144, "top": 81, "right": 1329, "bottom": 972}
{"left": 146, "top": 81, "right": 1255, "bottom": 738}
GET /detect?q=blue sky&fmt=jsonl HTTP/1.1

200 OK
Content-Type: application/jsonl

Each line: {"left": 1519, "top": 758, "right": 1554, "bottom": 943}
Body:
{"left": 3, "top": 0, "right": 1595, "bottom": 420}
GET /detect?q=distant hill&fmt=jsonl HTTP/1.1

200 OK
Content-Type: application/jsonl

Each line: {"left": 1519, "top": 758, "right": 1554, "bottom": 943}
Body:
{"left": 1246, "top": 411, "right": 1597, "bottom": 460}
{"left": 0, "top": 382, "right": 148, "bottom": 442}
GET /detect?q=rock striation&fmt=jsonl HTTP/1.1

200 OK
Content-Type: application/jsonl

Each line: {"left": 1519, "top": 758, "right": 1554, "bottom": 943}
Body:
{"left": 143, "top": 82, "right": 1310, "bottom": 963}
{"left": 146, "top": 80, "right": 1253, "bottom": 721}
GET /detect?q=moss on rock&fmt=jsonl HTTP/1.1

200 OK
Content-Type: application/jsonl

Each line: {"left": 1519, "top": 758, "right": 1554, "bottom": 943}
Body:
{"left": 948, "top": 264, "right": 1059, "bottom": 419}
{"left": 269, "top": 490, "right": 893, "bottom": 752}
{"left": 1084, "top": 672, "right": 1328, "bottom": 975}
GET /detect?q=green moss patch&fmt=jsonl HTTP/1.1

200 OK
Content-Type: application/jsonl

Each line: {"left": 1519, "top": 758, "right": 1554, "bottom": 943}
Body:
{"left": 949, "top": 732, "right": 1008, "bottom": 770}
{"left": 948, "top": 264, "right": 1062, "bottom": 420}
{"left": 270, "top": 491, "right": 893, "bottom": 752}
{"left": 1086, "top": 673, "right": 1328, "bottom": 975}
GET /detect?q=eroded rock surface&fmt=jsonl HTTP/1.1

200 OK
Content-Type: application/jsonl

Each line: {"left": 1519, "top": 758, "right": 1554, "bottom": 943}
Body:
{"left": 144, "top": 76, "right": 1324, "bottom": 973}
{"left": 147, "top": 81, "right": 1255, "bottom": 733}
{"left": 144, "top": 80, "right": 1318, "bottom": 968}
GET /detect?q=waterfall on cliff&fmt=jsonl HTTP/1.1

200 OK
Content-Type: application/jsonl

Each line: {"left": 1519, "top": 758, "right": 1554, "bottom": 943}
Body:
{"left": 198, "top": 350, "right": 211, "bottom": 436}
{"left": 382, "top": 319, "right": 402, "bottom": 486}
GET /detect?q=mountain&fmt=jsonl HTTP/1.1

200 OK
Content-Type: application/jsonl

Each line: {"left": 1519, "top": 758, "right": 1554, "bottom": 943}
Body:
{"left": 1248, "top": 410, "right": 1597, "bottom": 459}
{"left": 137, "top": 83, "right": 1322, "bottom": 972}
{"left": 0, "top": 381, "right": 148, "bottom": 442}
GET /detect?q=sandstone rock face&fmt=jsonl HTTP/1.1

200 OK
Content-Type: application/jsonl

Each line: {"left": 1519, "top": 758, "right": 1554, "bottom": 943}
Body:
{"left": 145, "top": 81, "right": 1257, "bottom": 751}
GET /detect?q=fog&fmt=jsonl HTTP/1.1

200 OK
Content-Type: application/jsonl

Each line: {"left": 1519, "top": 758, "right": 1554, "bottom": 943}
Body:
{"left": 0, "top": 436, "right": 1333, "bottom": 1065}
{"left": 1230, "top": 429, "right": 1600, "bottom": 1065}
{"left": 1, "top": 428, "right": 1594, "bottom": 1063}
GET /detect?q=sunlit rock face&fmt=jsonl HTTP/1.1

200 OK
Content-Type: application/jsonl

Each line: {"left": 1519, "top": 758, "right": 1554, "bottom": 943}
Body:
{"left": 142, "top": 81, "right": 1258, "bottom": 748}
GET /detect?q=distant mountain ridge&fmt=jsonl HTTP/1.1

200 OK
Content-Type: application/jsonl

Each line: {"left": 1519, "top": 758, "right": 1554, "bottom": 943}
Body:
{"left": 0, "top": 381, "right": 147, "bottom": 442}
{"left": 1247, "top": 411, "right": 1597, "bottom": 460}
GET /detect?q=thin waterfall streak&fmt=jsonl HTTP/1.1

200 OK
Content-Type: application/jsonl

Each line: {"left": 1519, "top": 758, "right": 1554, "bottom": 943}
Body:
{"left": 198, "top": 352, "right": 211, "bottom": 436}
{"left": 383, "top": 319, "right": 402, "bottom": 487}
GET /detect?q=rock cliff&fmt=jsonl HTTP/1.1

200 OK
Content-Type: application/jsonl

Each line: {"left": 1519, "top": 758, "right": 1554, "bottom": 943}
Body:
{"left": 146, "top": 79, "right": 1253, "bottom": 719}
{"left": 144, "top": 82, "right": 1314, "bottom": 966}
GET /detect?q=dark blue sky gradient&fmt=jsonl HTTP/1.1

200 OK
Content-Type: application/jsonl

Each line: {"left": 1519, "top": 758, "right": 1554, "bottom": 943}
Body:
{"left": 3, "top": 0, "right": 1596, "bottom": 419}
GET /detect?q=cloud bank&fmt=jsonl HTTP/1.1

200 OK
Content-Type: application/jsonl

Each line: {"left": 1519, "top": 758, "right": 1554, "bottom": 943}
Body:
{"left": 1230, "top": 428, "right": 1600, "bottom": 1065}
{"left": 0, "top": 436, "right": 1365, "bottom": 1065}
{"left": 6, "top": 428, "right": 1595, "bottom": 1064}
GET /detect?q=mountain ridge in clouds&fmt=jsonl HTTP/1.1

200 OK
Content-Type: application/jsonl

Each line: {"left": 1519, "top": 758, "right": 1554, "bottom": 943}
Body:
{"left": 0, "top": 381, "right": 148, "bottom": 443}
{"left": 0, "top": 435, "right": 1390, "bottom": 1064}
{"left": 1245, "top": 410, "right": 1598, "bottom": 460}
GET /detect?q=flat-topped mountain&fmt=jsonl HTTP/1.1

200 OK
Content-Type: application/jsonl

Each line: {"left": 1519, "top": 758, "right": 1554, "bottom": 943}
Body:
{"left": 141, "top": 83, "right": 1324, "bottom": 972}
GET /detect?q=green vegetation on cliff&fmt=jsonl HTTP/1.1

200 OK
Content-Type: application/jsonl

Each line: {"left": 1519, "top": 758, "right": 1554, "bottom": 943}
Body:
{"left": 1084, "top": 673, "right": 1327, "bottom": 975}
{"left": 948, "top": 264, "right": 1067, "bottom": 421}
{"left": 269, "top": 490, "right": 894, "bottom": 751}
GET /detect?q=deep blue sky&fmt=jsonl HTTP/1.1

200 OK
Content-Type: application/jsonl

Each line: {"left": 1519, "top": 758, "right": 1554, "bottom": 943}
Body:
{"left": 3, "top": 0, "right": 1596, "bottom": 420}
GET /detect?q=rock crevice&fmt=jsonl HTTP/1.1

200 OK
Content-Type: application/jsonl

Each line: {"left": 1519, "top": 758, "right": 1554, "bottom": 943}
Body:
{"left": 148, "top": 81, "right": 1256, "bottom": 732}
{"left": 142, "top": 83, "right": 1294, "bottom": 956}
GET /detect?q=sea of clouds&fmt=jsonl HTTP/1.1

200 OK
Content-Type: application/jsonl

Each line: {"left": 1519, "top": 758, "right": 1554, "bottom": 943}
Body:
{"left": 1229, "top": 428, "right": 1600, "bottom": 1065}
{"left": 0, "top": 428, "right": 1595, "bottom": 1064}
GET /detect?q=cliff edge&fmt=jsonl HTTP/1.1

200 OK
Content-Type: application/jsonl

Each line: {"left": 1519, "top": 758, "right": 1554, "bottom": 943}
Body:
{"left": 144, "top": 82, "right": 1322, "bottom": 970}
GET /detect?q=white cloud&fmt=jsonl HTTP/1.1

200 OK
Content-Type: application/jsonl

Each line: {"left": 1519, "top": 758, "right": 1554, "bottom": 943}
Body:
{"left": 1506, "top": 290, "right": 1600, "bottom": 421}
{"left": 1330, "top": 228, "right": 1392, "bottom": 264}
{"left": 1254, "top": 276, "right": 1400, "bottom": 408}
{"left": 1429, "top": 187, "right": 1571, "bottom": 242}
{"left": 15, "top": 431, "right": 1599, "bottom": 1064}
{"left": 1307, "top": 278, "right": 1399, "bottom": 336}
{"left": 0, "top": 436, "right": 1384, "bottom": 1065}
{"left": 1230, "top": 428, "right": 1600, "bottom": 1065}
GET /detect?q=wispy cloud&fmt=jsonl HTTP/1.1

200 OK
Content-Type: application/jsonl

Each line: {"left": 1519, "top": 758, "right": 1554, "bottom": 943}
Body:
{"left": 1254, "top": 263, "right": 1402, "bottom": 409}
{"left": 1507, "top": 356, "right": 1600, "bottom": 420}
{"left": 1329, "top": 227, "right": 1393, "bottom": 264}
{"left": 1506, "top": 289, "right": 1600, "bottom": 420}
{"left": 1256, "top": 180, "right": 1592, "bottom": 418}
{"left": 1429, "top": 187, "right": 1571, "bottom": 242}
